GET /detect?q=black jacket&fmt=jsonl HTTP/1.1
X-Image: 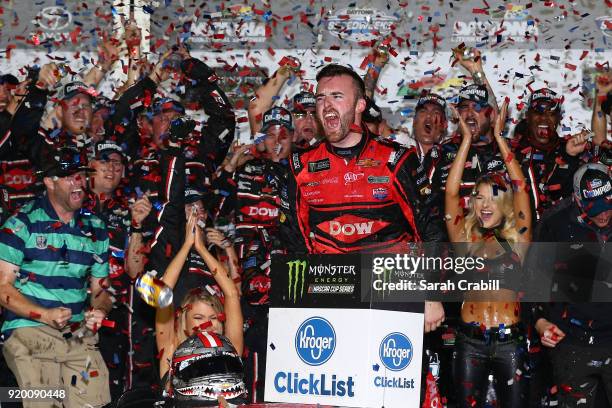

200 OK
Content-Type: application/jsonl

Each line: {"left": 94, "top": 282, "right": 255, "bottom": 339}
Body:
{"left": 530, "top": 198, "right": 612, "bottom": 346}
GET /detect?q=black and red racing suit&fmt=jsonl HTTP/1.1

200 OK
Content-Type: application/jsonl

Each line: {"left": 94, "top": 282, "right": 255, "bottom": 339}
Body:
{"left": 212, "top": 157, "right": 288, "bottom": 305}
{"left": 282, "top": 128, "right": 445, "bottom": 254}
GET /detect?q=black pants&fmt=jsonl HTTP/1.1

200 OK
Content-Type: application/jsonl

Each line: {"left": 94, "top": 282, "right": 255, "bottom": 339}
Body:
{"left": 452, "top": 330, "right": 528, "bottom": 407}
{"left": 242, "top": 303, "right": 269, "bottom": 403}
{"left": 550, "top": 341, "right": 612, "bottom": 408}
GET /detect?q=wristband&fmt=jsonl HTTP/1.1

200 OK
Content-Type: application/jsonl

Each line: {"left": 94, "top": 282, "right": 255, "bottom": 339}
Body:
{"left": 131, "top": 225, "right": 144, "bottom": 233}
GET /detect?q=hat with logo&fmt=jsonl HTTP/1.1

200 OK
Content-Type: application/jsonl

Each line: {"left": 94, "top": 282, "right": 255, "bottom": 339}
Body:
{"left": 56, "top": 81, "right": 95, "bottom": 101}
{"left": 458, "top": 84, "right": 490, "bottom": 106}
{"left": 184, "top": 187, "right": 205, "bottom": 204}
{"left": 416, "top": 92, "right": 447, "bottom": 114}
{"left": 528, "top": 88, "right": 561, "bottom": 111}
{"left": 292, "top": 91, "right": 316, "bottom": 113}
{"left": 261, "top": 106, "right": 293, "bottom": 132}
{"left": 573, "top": 163, "right": 612, "bottom": 217}
{"left": 94, "top": 140, "right": 127, "bottom": 161}
{"left": 40, "top": 146, "right": 93, "bottom": 178}
{"left": 362, "top": 96, "right": 382, "bottom": 124}
{"left": 152, "top": 97, "right": 185, "bottom": 116}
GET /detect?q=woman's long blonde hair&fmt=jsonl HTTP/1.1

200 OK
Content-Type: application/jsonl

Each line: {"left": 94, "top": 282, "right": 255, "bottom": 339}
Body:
{"left": 175, "top": 287, "right": 224, "bottom": 344}
{"left": 463, "top": 174, "right": 519, "bottom": 248}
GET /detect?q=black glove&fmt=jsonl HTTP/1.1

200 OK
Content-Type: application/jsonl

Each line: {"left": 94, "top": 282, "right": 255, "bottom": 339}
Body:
{"left": 169, "top": 116, "right": 196, "bottom": 144}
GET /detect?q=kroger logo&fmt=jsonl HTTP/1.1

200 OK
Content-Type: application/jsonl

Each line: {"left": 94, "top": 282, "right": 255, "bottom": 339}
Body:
{"left": 295, "top": 317, "right": 336, "bottom": 366}
{"left": 379, "top": 332, "right": 413, "bottom": 371}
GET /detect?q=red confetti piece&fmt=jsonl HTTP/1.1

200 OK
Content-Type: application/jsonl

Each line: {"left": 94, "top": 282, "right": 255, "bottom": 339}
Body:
{"left": 29, "top": 311, "right": 41, "bottom": 319}
{"left": 101, "top": 319, "right": 116, "bottom": 329}
{"left": 89, "top": 371, "right": 99, "bottom": 378}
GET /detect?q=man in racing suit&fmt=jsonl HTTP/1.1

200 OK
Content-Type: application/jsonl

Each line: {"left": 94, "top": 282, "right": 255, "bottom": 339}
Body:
{"left": 211, "top": 106, "right": 292, "bottom": 402}
{"left": 283, "top": 64, "right": 444, "bottom": 254}
{"left": 85, "top": 140, "right": 152, "bottom": 399}
{"left": 511, "top": 88, "right": 588, "bottom": 221}
{"left": 281, "top": 64, "right": 446, "bottom": 335}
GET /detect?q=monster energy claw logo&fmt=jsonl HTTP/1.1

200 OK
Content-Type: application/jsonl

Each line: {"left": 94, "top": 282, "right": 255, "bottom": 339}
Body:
{"left": 287, "top": 260, "right": 307, "bottom": 302}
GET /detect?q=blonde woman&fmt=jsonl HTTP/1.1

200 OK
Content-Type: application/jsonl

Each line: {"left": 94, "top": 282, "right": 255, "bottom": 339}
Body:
{"left": 445, "top": 99, "right": 532, "bottom": 407}
{"left": 155, "top": 213, "right": 243, "bottom": 382}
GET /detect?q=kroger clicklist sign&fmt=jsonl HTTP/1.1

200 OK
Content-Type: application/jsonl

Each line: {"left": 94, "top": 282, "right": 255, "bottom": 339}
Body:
{"left": 273, "top": 317, "right": 355, "bottom": 398}
{"left": 374, "top": 332, "right": 416, "bottom": 390}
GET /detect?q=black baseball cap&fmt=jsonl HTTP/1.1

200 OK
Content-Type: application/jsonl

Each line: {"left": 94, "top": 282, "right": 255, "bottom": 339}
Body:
{"left": 458, "top": 84, "right": 490, "bottom": 107}
{"left": 529, "top": 88, "right": 561, "bottom": 111}
{"left": 0, "top": 74, "right": 18, "bottom": 86}
{"left": 40, "top": 146, "right": 93, "bottom": 178}
{"left": 416, "top": 92, "right": 447, "bottom": 114}
{"left": 362, "top": 96, "right": 382, "bottom": 124}
{"left": 292, "top": 91, "right": 316, "bottom": 113}
{"left": 184, "top": 187, "right": 205, "bottom": 204}
{"left": 56, "top": 81, "right": 95, "bottom": 101}
{"left": 261, "top": 106, "right": 293, "bottom": 132}
{"left": 94, "top": 140, "right": 127, "bottom": 162}
{"left": 573, "top": 163, "right": 612, "bottom": 217}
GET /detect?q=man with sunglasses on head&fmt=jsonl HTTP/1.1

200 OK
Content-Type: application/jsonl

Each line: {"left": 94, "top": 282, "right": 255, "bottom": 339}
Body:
{"left": 0, "top": 146, "right": 112, "bottom": 407}
{"left": 512, "top": 88, "right": 589, "bottom": 221}
{"left": 426, "top": 84, "right": 503, "bottom": 206}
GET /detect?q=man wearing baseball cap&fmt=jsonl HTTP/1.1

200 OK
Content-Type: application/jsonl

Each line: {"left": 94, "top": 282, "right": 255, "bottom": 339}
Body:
{"left": 531, "top": 163, "right": 612, "bottom": 407}
{"left": 86, "top": 140, "right": 152, "bottom": 400}
{"left": 291, "top": 91, "right": 319, "bottom": 147}
{"left": 31, "top": 80, "right": 97, "bottom": 172}
{"left": 512, "top": 88, "right": 588, "bottom": 221}
{"left": 212, "top": 105, "right": 292, "bottom": 402}
{"left": 413, "top": 92, "right": 448, "bottom": 159}
{"left": 425, "top": 84, "right": 504, "bottom": 204}
{"left": 0, "top": 146, "right": 112, "bottom": 407}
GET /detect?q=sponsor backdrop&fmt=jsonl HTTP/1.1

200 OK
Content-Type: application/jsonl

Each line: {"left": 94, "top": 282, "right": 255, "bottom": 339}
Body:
{"left": 0, "top": 1, "right": 610, "bottom": 142}
{"left": 266, "top": 256, "right": 424, "bottom": 407}
{"left": 265, "top": 308, "right": 424, "bottom": 407}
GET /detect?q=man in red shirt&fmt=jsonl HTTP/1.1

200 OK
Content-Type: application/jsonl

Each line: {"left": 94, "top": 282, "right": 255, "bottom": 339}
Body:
{"left": 281, "top": 64, "right": 445, "bottom": 331}
{"left": 282, "top": 64, "right": 444, "bottom": 253}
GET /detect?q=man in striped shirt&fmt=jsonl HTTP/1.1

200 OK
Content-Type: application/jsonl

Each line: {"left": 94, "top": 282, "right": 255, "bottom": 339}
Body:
{"left": 0, "top": 146, "right": 112, "bottom": 407}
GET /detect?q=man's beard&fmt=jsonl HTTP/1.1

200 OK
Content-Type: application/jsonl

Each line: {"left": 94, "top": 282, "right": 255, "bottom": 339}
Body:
{"left": 324, "top": 107, "right": 356, "bottom": 143}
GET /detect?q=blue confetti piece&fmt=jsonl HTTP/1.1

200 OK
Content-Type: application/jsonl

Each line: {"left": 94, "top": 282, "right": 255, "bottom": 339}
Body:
{"left": 111, "top": 250, "right": 125, "bottom": 259}
{"left": 562, "top": 125, "right": 571, "bottom": 132}
{"left": 570, "top": 318, "right": 583, "bottom": 327}
{"left": 113, "top": 353, "right": 120, "bottom": 364}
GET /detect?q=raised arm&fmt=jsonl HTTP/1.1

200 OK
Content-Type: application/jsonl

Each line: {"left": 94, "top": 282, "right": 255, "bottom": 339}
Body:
{"left": 363, "top": 48, "right": 389, "bottom": 99}
{"left": 444, "top": 107, "right": 473, "bottom": 242}
{"left": 453, "top": 47, "right": 499, "bottom": 111}
{"left": 248, "top": 60, "right": 295, "bottom": 136}
{"left": 194, "top": 226, "right": 243, "bottom": 355}
{"left": 81, "top": 36, "right": 120, "bottom": 88}
{"left": 592, "top": 71, "right": 611, "bottom": 146}
{"left": 155, "top": 214, "right": 196, "bottom": 379}
{"left": 493, "top": 99, "right": 532, "bottom": 242}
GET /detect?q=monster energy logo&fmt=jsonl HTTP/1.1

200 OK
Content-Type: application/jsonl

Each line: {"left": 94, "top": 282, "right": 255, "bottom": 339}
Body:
{"left": 287, "top": 260, "right": 307, "bottom": 302}
{"left": 382, "top": 268, "right": 393, "bottom": 296}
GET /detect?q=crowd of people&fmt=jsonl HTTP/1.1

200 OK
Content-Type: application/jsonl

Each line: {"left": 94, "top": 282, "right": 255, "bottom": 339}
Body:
{"left": 0, "top": 23, "right": 610, "bottom": 408}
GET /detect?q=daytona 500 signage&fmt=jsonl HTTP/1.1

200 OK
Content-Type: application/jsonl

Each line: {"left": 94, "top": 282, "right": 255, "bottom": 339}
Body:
{"left": 265, "top": 308, "right": 424, "bottom": 407}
